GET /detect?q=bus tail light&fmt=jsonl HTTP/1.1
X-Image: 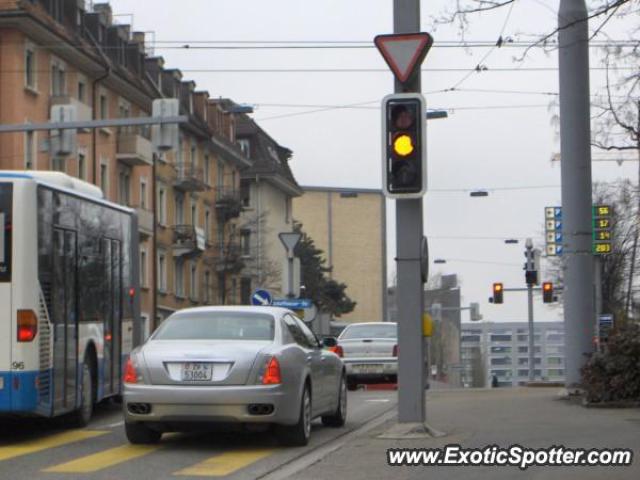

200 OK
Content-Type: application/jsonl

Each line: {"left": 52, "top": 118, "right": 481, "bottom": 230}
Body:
{"left": 123, "top": 357, "right": 139, "bottom": 384}
{"left": 17, "top": 310, "right": 37, "bottom": 342}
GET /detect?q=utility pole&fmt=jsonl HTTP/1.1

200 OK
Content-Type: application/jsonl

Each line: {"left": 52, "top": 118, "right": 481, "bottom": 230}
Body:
{"left": 558, "top": 0, "right": 595, "bottom": 388}
{"left": 394, "top": 0, "right": 426, "bottom": 424}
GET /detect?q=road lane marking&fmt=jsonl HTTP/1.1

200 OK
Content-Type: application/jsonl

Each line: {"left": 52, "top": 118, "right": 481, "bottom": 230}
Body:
{"left": 0, "top": 430, "right": 108, "bottom": 462}
{"left": 44, "top": 444, "right": 160, "bottom": 473}
{"left": 366, "top": 399, "right": 391, "bottom": 403}
{"left": 174, "top": 449, "right": 275, "bottom": 477}
{"left": 92, "top": 420, "right": 124, "bottom": 429}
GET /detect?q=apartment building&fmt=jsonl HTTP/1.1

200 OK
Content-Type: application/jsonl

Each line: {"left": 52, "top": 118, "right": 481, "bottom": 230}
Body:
{"left": 460, "top": 321, "right": 566, "bottom": 387}
{"left": 292, "top": 187, "right": 387, "bottom": 323}
{"left": 236, "top": 114, "right": 303, "bottom": 303}
{"left": 0, "top": 1, "right": 253, "bottom": 334}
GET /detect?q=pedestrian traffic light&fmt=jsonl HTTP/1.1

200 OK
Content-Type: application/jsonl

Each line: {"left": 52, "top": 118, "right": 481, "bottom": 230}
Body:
{"left": 382, "top": 93, "right": 426, "bottom": 198}
{"left": 492, "top": 283, "right": 504, "bottom": 304}
{"left": 542, "top": 282, "right": 554, "bottom": 303}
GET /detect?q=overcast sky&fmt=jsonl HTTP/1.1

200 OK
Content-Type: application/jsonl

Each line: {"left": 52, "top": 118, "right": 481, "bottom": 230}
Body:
{"left": 109, "top": 0, "right": 637, "bottom": 323}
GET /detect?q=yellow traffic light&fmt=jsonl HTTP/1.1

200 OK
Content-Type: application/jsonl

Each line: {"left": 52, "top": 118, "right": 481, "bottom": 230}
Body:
{"left": 393, "top": 134, "right": 415, "bottom": 157}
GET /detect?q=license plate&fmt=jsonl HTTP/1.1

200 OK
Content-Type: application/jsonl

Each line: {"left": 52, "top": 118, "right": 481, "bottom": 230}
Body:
{"left": 181, "top": 363, "right": 213, "bottom": 381}
{"left": 353, "top": 364, "right": 384, "bottom": 374}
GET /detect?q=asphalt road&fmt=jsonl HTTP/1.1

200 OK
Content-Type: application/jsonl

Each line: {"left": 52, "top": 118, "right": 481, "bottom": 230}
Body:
{"left": 0, "top": 389, "right": 397, "bottom": 480}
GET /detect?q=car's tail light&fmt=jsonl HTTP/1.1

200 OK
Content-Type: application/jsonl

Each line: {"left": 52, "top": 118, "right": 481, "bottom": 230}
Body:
{"left": 262, "top": 356, "right": 282, "bottom": 385}
{"left": 392, "top": 344, "right": 398, "bottom": 357}
{"left": 123, "top": 357, "right": 139, "bottom": 384}
{"left": 17, "top": 310, "right": 38, "bottom": 342}
{"left": 329, "top": 345, "right": 344, "bottom": 358}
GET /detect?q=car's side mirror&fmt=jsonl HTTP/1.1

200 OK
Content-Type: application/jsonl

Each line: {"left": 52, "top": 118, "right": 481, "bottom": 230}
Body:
{"left": 322, "top": 337, "right": 338, "bottom": 348}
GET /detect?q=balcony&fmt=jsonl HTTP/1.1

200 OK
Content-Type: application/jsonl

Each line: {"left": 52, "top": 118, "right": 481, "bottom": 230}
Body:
{"left": 204, "top": 242, "right": 245, "bottom": 273}
{"left": 117, "top": 132, "right": 153, "bottom": 167}
{"left": 172, "top": 225, "right": 206, "bottom": 257}
{"left": 50, "top": 95, "right": 92, "bottom": 123}
{"left": 135, "top": 206, "right": 154, "bottom": 239}
{"left": 215, "top": 187, "right": 243, "bottom": 222}
{"left": 174, "top": 163, "right": 206, "bottom": 191}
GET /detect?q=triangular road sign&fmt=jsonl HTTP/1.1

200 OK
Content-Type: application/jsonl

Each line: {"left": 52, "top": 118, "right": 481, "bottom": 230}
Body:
{"left": 374, "top": 32, "right": 433, "bottom": 84}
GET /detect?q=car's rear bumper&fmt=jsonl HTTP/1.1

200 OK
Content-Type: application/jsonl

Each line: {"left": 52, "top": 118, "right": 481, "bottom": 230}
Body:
{"left": 123, "top": 383, "right": 299, "bottom": 426}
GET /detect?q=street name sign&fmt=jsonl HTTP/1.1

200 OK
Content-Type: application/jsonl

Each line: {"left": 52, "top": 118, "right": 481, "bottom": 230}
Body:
{"left": 272, "top": 298, "right": 313, "bottom": 309}
{"left": 374, "top": 32, "right": 433, "bottom": 84}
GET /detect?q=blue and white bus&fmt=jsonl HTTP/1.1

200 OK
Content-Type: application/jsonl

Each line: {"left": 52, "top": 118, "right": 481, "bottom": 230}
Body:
{"left": 0, "top": 171, "right": 140, "bottom": 425}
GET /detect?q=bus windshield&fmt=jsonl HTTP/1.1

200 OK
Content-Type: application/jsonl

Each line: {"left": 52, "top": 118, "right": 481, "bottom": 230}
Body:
{"left": 0, "top": 183, "right": 11, "bottom": 282}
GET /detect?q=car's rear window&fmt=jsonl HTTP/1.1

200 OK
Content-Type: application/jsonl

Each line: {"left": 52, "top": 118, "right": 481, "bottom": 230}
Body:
{"left": 153, "top": 312, "right": 275, "bottom": 341}
{"left": 340, "top": 324, "right": 397, "bottom": 340}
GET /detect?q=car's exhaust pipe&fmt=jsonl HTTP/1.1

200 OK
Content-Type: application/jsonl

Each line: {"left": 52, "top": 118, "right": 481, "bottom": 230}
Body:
{"left": 247, "top": 404, "right": 274, "bottom": 415}
{"left": 127, "top": 403, "right": 152, "bottom": 415}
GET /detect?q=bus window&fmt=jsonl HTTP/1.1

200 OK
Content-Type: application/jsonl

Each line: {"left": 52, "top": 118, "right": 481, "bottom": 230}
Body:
{"left": 0, "top": 183, "right": 12, "bottom": 282}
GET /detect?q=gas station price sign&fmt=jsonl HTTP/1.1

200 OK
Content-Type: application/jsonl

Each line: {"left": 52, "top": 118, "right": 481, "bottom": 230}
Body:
{"left": 592, "top": 205, "right": 612, "bottom": 255}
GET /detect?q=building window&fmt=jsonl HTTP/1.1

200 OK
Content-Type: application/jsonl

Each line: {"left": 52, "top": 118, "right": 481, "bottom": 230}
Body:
{"left": 118, "top": 167, "right": 131, "bottom": 206}
{"left": 25, "top": 130, "right": 36, "bottom": 169}
{"left": 204, "top": 154, "right": 211, "bottom": 185}
{"left": 547, "top": 357, "right": 563, "bottom": 365}
{"left": 25, "top": 45, "right": 36, "bottom": 90}
{"left": 51, "top": 60, "right": 65, "bottom": 96}
{"left": 547, "top": 369, "right": 564, "bottom": 377}
{"left": 190, "top": 144, "right": 197, "bottom": 168}
{"left": 158, "top": 185, "right": 167, "bottom": 225}
{"left": 175, "top": 193, "right": 185, "bottom": 224}
{"left": 100, "top": 161, "right": 108, "bottom": 196}
{"left": 241, "top": 230, "right": 251, "bottom": 256}
{"left": 140, "top": 179, "right": 147, "bottom": 209}
{"left": 204, "top": 209, "right": 211, "bottom": 243}
{"left": 157, "top": 251, "right": 167, "bottom": 292}
{"left": 240, "top": 180, "right": 250, "bottom": 207}
{"left": 238, "top": 138, "right": 250, "bottom": 157}
{"left": 100, "top": 93, "right": 108, "bottom": 120}
{"left": 285, "top": 197, "right": 292, "bottom": 224}
{"left": 490, "top": 334, "right": 512, "bottom": 342}
{"left": 77, "top": 78, "right": 86, "bottom": 103}
{"left": 217, "top": 161, "right": 224, "bottom": 189}
{"left": 52, "top": 156, "right": 65, "bottom": 172}
{"left": 191, "top": 198, "right": 197, "bottom": 227}
{"left": 140, "top": 249, "right": 148, "bottom": 288}
{"left": 78, "top": 152, "right": 86, "bottom": 180}
{"left": 190, "top": 262, "right": 198, "bottom": 301}
{"left": 175, "top": 259, "right": 185, "bottom": 298}
{"left": 490, "top": 346, "right": 511, "bottom": 354}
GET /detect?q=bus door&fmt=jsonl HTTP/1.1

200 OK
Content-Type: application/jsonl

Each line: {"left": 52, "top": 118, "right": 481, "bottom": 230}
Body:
{"left": 103, "top": 238, "right": 122, "bottom": 396}
{"left": 52, "top": 228, "right": 78, "bottom": 412}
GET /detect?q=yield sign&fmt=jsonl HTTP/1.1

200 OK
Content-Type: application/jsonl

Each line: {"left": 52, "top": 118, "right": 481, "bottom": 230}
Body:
{"left": 374, "top": 32, "right": 434, "bottom": 84}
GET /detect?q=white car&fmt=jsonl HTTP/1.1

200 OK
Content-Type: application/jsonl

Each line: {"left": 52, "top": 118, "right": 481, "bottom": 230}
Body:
{"left": 337, "top": 322, "right": 397, "bottom": 390}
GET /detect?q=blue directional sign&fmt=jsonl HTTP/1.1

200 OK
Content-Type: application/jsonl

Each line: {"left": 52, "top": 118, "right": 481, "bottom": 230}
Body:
{"left": 272, "top": 298, "right": 313, "bottom": 309}
{"left": 251, "top": 289, "right": 273, "bottom": 306}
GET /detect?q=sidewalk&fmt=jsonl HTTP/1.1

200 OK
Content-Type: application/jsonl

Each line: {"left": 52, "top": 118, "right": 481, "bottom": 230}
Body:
{"left": 298, "top": 388, "right": 640, "bottom": 480}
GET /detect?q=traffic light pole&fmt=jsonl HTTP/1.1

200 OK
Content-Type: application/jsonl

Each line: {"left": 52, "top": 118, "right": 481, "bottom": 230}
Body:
{"left": 527, "top": 282, "right": 535, "bottom": 382}
{"left": 394, "top": 0, "right": 426, "bottom": 424}
{"left": 558, "top": 0, "right": 595, "bottom": 388}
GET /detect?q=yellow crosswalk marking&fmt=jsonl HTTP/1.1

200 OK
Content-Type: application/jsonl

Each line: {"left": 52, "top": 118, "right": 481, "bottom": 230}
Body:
{"left": 0, "top": 430, "right": 107, "bottom": 462}
{"left": 44, "top": 444, "right": 161, "bottom": 473}
{"left": 174, "top": 449, "right": 274, "bottom": 477}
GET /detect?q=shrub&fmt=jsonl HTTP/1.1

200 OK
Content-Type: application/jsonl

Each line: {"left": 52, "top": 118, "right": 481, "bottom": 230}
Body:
{"left": 581, "top": 323, "right": 640, "bottom": 403}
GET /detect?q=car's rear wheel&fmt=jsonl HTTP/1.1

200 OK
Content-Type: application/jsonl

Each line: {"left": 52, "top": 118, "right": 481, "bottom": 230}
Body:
{"left": 125, "top": 422, "right": 162, "bottom": 444}
{"left": 275, "top": 385, "right": 311, "bottom": 446}
{"left": 322, "top": 374, "right": 347, "bottom": 427}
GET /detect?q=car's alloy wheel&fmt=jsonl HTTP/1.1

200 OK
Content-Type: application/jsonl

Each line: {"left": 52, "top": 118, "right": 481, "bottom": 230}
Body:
{"left": 321, "top": 374, "right": 347, "bottom": 427}
{"left": 275, "top": 385, "right": 312, "bottom": 446}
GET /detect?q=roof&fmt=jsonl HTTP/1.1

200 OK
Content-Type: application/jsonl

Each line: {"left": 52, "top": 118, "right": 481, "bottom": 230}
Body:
{"left": 236, "top": 115, "right": 302, "bottom": 196}
{"left": 301, "top": 186, "right": 384, "bottom": 195}
{"left": 170, "top": 306, "right": 296, "bottom": 317}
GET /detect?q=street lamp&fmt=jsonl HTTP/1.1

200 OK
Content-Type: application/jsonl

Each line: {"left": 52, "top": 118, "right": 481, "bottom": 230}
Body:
{"left": 433, "top": 259, "right": 447, "bottom": 264}
{"left": 426, "top": 110, "right": 448, "bottom": 120}
{"left": 469, "top": 190, "right": 489, "bottom": 197}
{"left": 504, "top": 239, "right": 519, "bottom": 244}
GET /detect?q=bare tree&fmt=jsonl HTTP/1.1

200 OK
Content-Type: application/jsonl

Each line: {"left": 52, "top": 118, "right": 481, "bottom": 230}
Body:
{"left": 239, "top": 210, "right": 281, "bottom": 291}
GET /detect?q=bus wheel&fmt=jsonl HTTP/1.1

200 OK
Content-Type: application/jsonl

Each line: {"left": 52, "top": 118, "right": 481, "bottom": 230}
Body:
{"left": 70, "top": 361, "right": 94, "bottom": 428}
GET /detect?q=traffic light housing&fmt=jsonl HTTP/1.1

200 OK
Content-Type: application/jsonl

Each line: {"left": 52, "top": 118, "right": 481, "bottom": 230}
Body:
{"left": 492, "top": 283, "right": 504, "bottom": 304}
{"left": 382, "top": 93, "right": 426, "bottom": 198}
{"left": 542, "top": 282, "right": 553, "bottom": 303}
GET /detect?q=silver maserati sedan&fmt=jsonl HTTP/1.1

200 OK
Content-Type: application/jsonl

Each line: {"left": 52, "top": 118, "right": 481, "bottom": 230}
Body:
{"left": 123, "top": 306, "right": 347, "bottom": 446}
